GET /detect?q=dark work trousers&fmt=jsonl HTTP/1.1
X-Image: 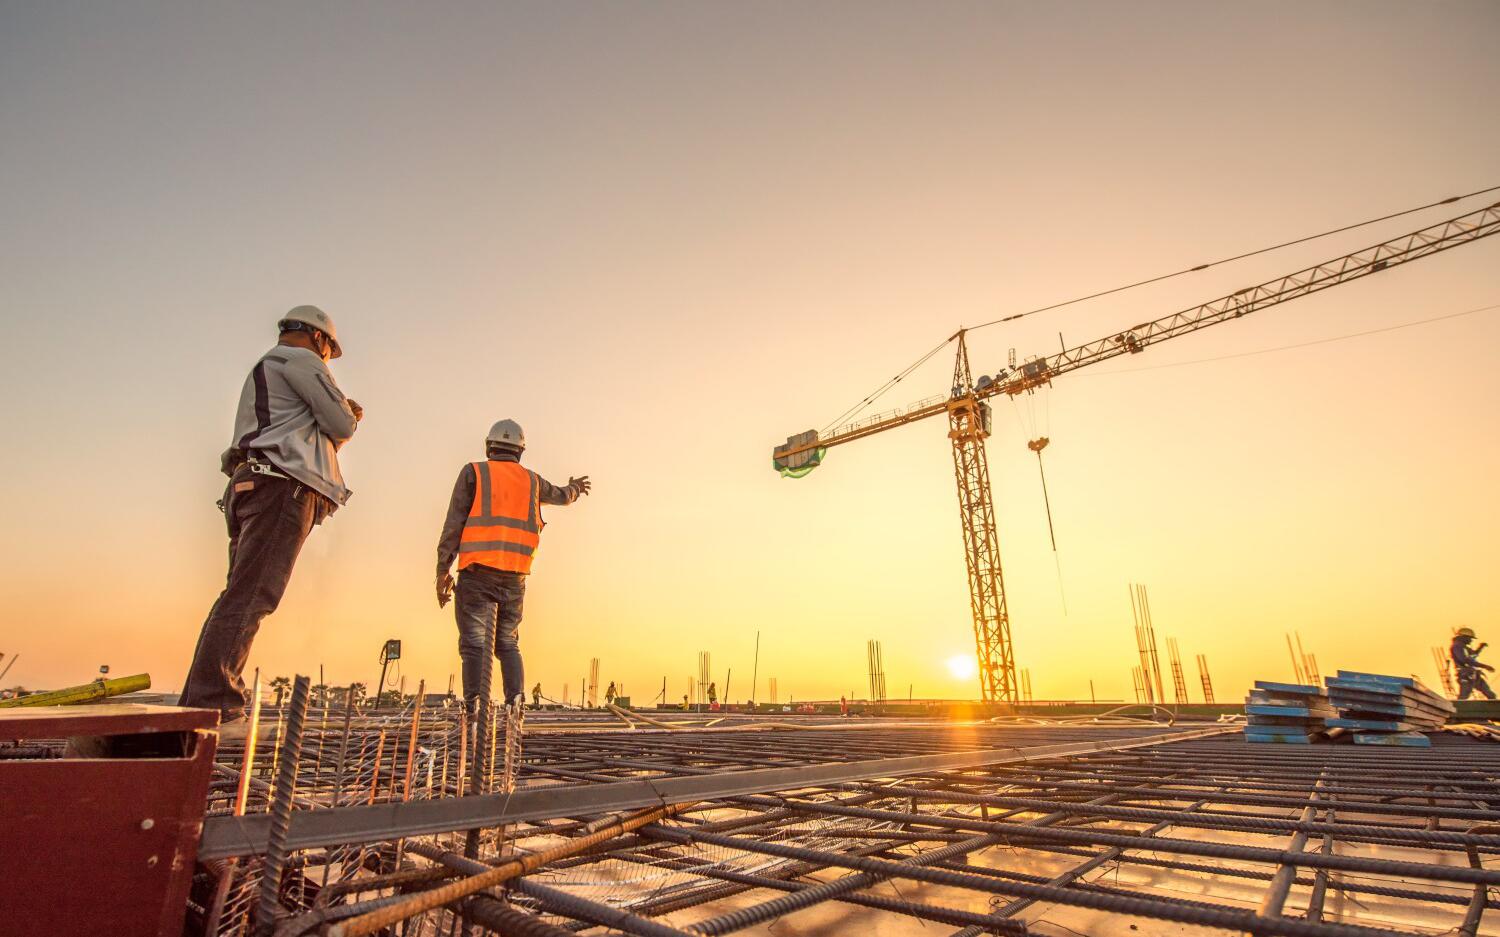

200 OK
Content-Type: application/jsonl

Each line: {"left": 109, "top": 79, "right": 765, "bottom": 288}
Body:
{"left": 1458, "top": 668, "right": 1497, "bottom": 700}
{"left": 454, "top": 565, "right": 527, "bottom": 709}
{"left": 180, "top": 464, "right": 328, "bottom": 720}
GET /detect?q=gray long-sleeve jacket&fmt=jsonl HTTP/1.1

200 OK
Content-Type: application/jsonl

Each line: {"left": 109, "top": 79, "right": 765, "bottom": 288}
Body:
{"left": 436, "top": 454, "right": 580, "bottom": 576}
{"left": 226, "top": 344, "right": 358, "bottom": 506}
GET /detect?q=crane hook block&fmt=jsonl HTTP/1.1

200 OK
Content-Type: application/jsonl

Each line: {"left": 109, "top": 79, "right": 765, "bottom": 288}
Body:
{"left": 773, "top": 430, "right": 825, "bottom": 478}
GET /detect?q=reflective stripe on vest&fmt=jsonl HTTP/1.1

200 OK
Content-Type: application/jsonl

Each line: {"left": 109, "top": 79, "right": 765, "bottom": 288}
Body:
{"left": 458, "top": 461, "right": 542, "bottom": 573}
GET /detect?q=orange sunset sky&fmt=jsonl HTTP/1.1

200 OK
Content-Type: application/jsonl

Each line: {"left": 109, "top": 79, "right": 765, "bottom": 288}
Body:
{"left": 1, "top": 2, "right": 1497, "bottom": 704}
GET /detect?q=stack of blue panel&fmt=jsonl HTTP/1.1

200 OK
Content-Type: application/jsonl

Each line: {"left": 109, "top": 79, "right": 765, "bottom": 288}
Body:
{"left": 1323, "top": 671, "right": 1454, "bottom": 747}
{"left": 1244, "top": 681, "right": 1334, "bottom": 743}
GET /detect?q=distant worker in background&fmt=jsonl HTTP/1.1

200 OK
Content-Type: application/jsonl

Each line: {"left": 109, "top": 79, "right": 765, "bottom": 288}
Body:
{"left": 707, "top": 682, "right": 717, "bottom": 707}
{"left": 181, "top": 307, "right": 361, "bottom": 735}
{"left": 682, "top": 694, "right": 690, "bottom": 710}
{"left": 436, "top": 419, "right": 590, "bottom": 714}
{"left": 1451, "top": 627, "right": 1496, "bottom": 700}
{"left": 605, "top": 681, "right": 617, "bottom": 706}
{"left": 532, "top": 683, "right": 542, "bottom": 708}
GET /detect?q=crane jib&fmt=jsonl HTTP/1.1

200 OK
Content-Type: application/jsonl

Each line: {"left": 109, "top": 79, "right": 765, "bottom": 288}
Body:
{"left": 771, "top": 199, "right": 1500, "bottom": 464}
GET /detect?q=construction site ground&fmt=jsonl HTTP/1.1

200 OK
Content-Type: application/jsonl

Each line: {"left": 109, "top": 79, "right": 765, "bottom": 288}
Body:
{"left": 9, "top": 700, "right": 1500, "bottom": 936}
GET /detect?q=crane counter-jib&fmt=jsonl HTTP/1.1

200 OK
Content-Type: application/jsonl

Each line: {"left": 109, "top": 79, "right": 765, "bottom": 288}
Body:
{"left": 772, "top": 398, "right": 951, "bottom": 470}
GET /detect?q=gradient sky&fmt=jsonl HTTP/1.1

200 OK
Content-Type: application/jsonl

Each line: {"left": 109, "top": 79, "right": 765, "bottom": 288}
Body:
{"left": 2, "top": 2, "right": 1497, "bottom": 704}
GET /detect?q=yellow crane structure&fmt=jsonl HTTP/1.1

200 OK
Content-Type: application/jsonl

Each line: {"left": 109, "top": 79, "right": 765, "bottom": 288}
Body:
{"left": 773, "top": 199, "right": 1500, "bottom": 702}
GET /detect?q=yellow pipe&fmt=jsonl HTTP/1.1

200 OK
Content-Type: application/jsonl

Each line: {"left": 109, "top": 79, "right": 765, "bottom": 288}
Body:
{"left": 0, "top": 673, "right": 151, "bottom": 708}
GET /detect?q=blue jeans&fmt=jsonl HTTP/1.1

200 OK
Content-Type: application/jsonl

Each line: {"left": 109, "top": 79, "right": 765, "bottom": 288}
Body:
{"left": 454, "top": 566, "right": 527, "bottom": 707}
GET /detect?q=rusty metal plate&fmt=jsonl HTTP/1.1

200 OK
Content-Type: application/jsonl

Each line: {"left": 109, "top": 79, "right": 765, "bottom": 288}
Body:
{"left": 0, "top": 706, "right": 217, "bottom": 937}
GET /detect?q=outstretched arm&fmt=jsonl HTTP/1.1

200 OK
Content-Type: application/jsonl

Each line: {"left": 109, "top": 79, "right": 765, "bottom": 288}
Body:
{"left": 537, "top": 474, "right": 591, "bottom": 505}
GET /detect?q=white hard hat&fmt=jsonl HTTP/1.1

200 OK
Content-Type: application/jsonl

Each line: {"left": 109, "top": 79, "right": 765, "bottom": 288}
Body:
{"left": 278, "top": 305, "right": 342, "bottom": 358}
{"left": 486, "top": 419, "right": 525, "bottom": 451}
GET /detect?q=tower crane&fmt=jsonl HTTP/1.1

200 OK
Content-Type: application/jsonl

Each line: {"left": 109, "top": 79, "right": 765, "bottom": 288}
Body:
{"left": 772, "top": 200, "right": 1500, "bottom": 703}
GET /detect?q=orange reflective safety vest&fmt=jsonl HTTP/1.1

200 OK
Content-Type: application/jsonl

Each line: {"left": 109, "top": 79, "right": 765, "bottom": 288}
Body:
{"left": 457, "top": 461, "right": 544, "bottom": 574}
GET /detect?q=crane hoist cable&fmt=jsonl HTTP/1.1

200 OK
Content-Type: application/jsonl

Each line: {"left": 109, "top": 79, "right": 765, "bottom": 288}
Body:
{"left": 1029, "top": 436, "right": 1070, "bottom": 617}
{"left": 819, "top": 334, "right": 956, "bottom": 437}
{"left": 1027, "top": 437, "right": 1058, "bottom": 552}
{"left": 1008, "top": 381, "right": 1057, "bottom": 549}
{"left": 1010, "top": 384, "right": 1070, "bottom": 615}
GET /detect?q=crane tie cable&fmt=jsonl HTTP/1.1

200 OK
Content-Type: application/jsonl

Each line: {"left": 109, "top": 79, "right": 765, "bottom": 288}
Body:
{"left": 968, "top": 183, "right": 1500, "bottom": 331}
{"left": 819, "top": 334, "right": 956, "bottom": 437}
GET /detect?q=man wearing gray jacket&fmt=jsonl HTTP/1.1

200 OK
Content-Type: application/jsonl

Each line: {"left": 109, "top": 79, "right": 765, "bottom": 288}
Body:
{"left": 180, "top": 306, "right": 362, "bottom": 730}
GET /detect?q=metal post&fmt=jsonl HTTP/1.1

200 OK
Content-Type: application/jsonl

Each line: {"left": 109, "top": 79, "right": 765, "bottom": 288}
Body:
{"left": 750, "top": 631, "right": 760, "bottom": 707}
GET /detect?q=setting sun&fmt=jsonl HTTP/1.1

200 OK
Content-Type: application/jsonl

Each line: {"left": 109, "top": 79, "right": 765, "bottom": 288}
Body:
{"left": 946, "top": 654, "right": 978, "bottom": 681}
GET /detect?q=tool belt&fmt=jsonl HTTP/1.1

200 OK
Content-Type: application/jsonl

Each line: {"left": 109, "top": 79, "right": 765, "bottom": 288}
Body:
{"left": 216, "top": 452, "right": 297, "bottom": 515}
{"left": 245, "top": 458, "right": 290, "bottom": 480}
{"left": 221, "top": 446, "right": 291, "bottom": 479}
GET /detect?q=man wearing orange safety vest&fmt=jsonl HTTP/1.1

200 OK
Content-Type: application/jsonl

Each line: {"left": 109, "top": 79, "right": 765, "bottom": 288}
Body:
{"left": 435, "top": 419, "right": 590, "bottom": 712}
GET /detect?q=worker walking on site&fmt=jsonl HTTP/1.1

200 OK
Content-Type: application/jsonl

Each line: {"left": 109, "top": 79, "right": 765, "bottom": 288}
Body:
{"left": 532, "top": 683, "right": 542, "bottom": 708}
{"left": 605, "top": 681, "right": 617, "bottom": 706}
{"left": 1451, "top": 627, "right": 1496, "bottom": 700}
{"left": 181, "top": 306, "right": 361, "bottom": 733}
{"left": 436, "top": 419, "right": 590, "bottom": 714}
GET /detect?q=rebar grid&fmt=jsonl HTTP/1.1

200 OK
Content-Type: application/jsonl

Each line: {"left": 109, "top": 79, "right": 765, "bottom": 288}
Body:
{"left": 190, "top": 718, "right": 1500, "bottom": 936}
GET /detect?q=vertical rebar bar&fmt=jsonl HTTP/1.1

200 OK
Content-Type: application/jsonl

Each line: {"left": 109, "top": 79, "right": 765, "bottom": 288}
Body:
{"left": 403, "top": 680, "right": 426, "bottom": 801}
{"left": 255, "top": 673, "right": 310, "bottom": 937}
{"left": 369, "top": 729, "right": 385, "bottom": 805}
{"left": 319, "top": 685, "right": 357, "bottom": 891}
{"left": 1141, "top": 586, "right": 1165, "bottom": 703}
{"left": 234, "top": 670, "right": 264, "bottom": 814}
